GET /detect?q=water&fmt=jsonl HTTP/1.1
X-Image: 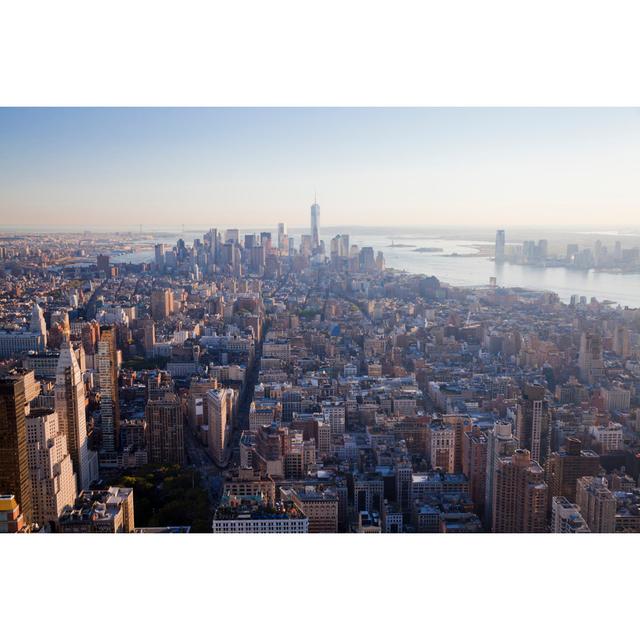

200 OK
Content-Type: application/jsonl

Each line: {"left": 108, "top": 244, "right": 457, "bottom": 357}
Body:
{"left": 344, "top": 231, "right": 640, "bottom": 308}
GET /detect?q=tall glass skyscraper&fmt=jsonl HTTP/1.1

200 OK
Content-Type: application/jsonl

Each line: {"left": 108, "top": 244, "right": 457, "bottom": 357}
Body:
{"left": 311, "top": 198, "right": 320, "bottom": 249}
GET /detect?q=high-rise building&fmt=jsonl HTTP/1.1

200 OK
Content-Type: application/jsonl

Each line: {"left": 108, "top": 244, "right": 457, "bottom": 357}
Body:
{"left": 29, "top": 302, "right": 47, "bottom": 348}
{"left": 575, "top": 476, "right": 616, "bottom": 533}
{"left": 151, "top": 288, "right": 173, "bottom": 320}
{"left": 462, "top": 426, "right": 488, "bottom": 513}
{"left": 154, "top": 243, "right": 165, "bottom": 270}
{"left": 578, "top": 332, "right": 604, "bottom": 383}
{"left": 96, "top": 327, "right": 120, "bottom": 454}
{"left": 613, "top": 326, "right": 630, "bottom": 358}
{"left": 353, "top": 473, "right": 384, "bottom": 514}
{"left": 310, "top": 197, "right": 320, "bottom": 249}
{"left": 322, "top": 401, "right": 345, "bottom": 436}
{"left": 206, "top": 387, "right": 235, "bottom": 466}
{"left": 589, "top": 422, "right": 624, "bottom": 453}
{"left": 516, "top": 384, "right": 551, "bottom": 466}
{"left": 142, "top": 315, "right": 156, "bottom": 356}
{"left": 551, "top": 496, "right": 590, "bottom": 533}
{"left": 495, "top": 229, "right": 505, "bottom": 262}
{"left": 25, "top": 408, "right": 77, "bottom": 530}
{"left": 55, "top": 342, "right": 92, "bottom": 490}
{"left": 145, "top": 393, "right": 184, "bottom": 465}
{"left": 0, "top": 372, "right": 32, "bottom": 524}
{"left": 492, "top": 449, "right": 548, "bottom": 533}
{"left": 96, "top": 254, "right": 110, "bottom": 274}
{"left": 546, "top": 437, "right": 600, "bottom": 505}
{"left": 277, "top": 222, "right": 288, "bottom": 253}
{"left": 428, "top": 422, "right": 456, "bottom": 473}
{"left": 442, "top": 414, "right": 474, "bottom": 473}
{"left": 225, "top": 228, "right": 239, "bottom": 245}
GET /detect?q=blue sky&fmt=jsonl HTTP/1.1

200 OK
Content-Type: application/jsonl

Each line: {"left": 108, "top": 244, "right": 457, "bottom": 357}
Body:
{"left": 1, "top": 107, "right": 639, "bottom": 228}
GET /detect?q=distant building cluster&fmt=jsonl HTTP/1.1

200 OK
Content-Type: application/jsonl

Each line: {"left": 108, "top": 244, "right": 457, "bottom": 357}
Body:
{"left": 495, "top": 229, "right": 640, "bottom": 274}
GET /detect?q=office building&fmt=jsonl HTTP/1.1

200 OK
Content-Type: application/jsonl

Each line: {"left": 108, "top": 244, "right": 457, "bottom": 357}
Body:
{"left": 206, "top": 387, "right": 235, "bottom": 466}
{"left": 277, "top": 222, "right": 288, "bottom": 253}
{"left": 578, "top": 332, "right": 604, "bottom": 383}
{"left": 353, "top": 473, "right": 384, "bottom": 514}
{"left": 96, "top": 254, "right": 110, "bottom": 274}
{"left": 55, "top": 342, "right": 93, "bottom": 490}
{"left": 0, "top": 372, "right": 32, "bottom": 524}
{"left": 142, "top": 315, "right": 156, "bottom": 356}
{"left": 310, "top": 198, "right": 320, "bottom": 249}
{"left": 151, "top": 288, "right": 174, "bottom": 320}
{"left": 322, "top": 401, "right": 346, "bottom": 436}
{"left": 281, "top": 486, "right": 339, "bottom": 533}
{"left": 516, "top": 384, "right": 551, "bottom": 466}
{"left": 428, "top": 422, "right": 456, "bottom": 473}
{"left": 25, "top": 408, "right": 77, "bottom": 530}
{"left": 442, "top": 413, "right": 473, "bottom": 473}
{"left": 462, "top": 426, "right": 488, "bottom": 514}
{"left": 589, "top": 422, "right": 624, "bottom": 453}
{"left": 546, "top": 437, "right": 600, "bottom": 504}
{"left": 96, "top": 326, "right": 120, "bottom": 454}
{"left": 575, "top": 476, "right": 616, "bottom": 533}
{"left": 492, "top": 449, "right": 548, "bottom": 533}
{"left": 145, "top": 393, "right": 184, "bottom": 464}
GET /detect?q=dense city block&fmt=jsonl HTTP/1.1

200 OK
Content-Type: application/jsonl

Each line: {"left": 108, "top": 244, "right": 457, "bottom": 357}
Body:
{"left": 2, "top": 213, "right": 640, "bottom": 533}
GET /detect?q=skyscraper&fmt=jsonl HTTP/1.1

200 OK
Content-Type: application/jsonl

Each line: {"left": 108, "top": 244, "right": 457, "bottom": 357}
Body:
{"left": 145, "top": 393, "right": 184, "bottom": 464}
{"left": 492, "top": 449, "right": 548, "bottom": 533}
{"left": 310, "top": 197, "right": 320, "bottom": 249}
{"left": 96, "top": 327, "right": 120, "bottom": 454}
{"left": 484, "top": 420, "right": 518, "bottom": 528}
{"left": 207, "top": 387, "right": 235, "bottom": 466}
{"left": 25, "top": 408, "right": 77, "bottom": 530}
{"left": 578, "top": 332, "right": 604, "bottom": 383}
{"left": 516, "top": 383, "right": 551, "bottom": 466}
{"left": 0, "top": 372, "right": 32, "bottom": 524}
{"left": 495, "top": 229, "right": 505, "bottom": 262}
{"left": 462, "top": 425, "right": 488, "bottom": 514}
{"left": 55, "top": 341, "right": 92, "bottom": 489}
{"left": 205, "top": 229, "right": 217, "bottom": 265}
{"left": 277, "top": 222, "right": 288, "bottom": 253}
{"left": 546, "top": 437, "right": 600, "bottom": 505}
{"left": 154, "top": 243, "right": 165, "bottom": 270}
{"left": 96, "top": 254, "right": 111, "bottom": 275}
{"left": 151, "top": 288, "right": 173, "bottom": 320}
{"left": 142, "top": 315, "right": 156, "bottom": 356}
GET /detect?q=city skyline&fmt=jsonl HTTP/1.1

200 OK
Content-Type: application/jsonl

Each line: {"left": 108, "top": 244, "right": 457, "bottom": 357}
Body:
{"left": 1, "top": 108, "right": 640, "bottom": 229}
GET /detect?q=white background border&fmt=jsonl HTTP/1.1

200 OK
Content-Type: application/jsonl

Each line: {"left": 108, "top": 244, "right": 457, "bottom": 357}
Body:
{"left": 2, "top": 1, "right": 640, "bottom": 638}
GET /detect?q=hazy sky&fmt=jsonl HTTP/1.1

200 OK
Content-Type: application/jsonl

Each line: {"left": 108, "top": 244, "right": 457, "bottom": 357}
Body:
{"left": 1, "top": 107, "right": 639, "bottom": 229}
